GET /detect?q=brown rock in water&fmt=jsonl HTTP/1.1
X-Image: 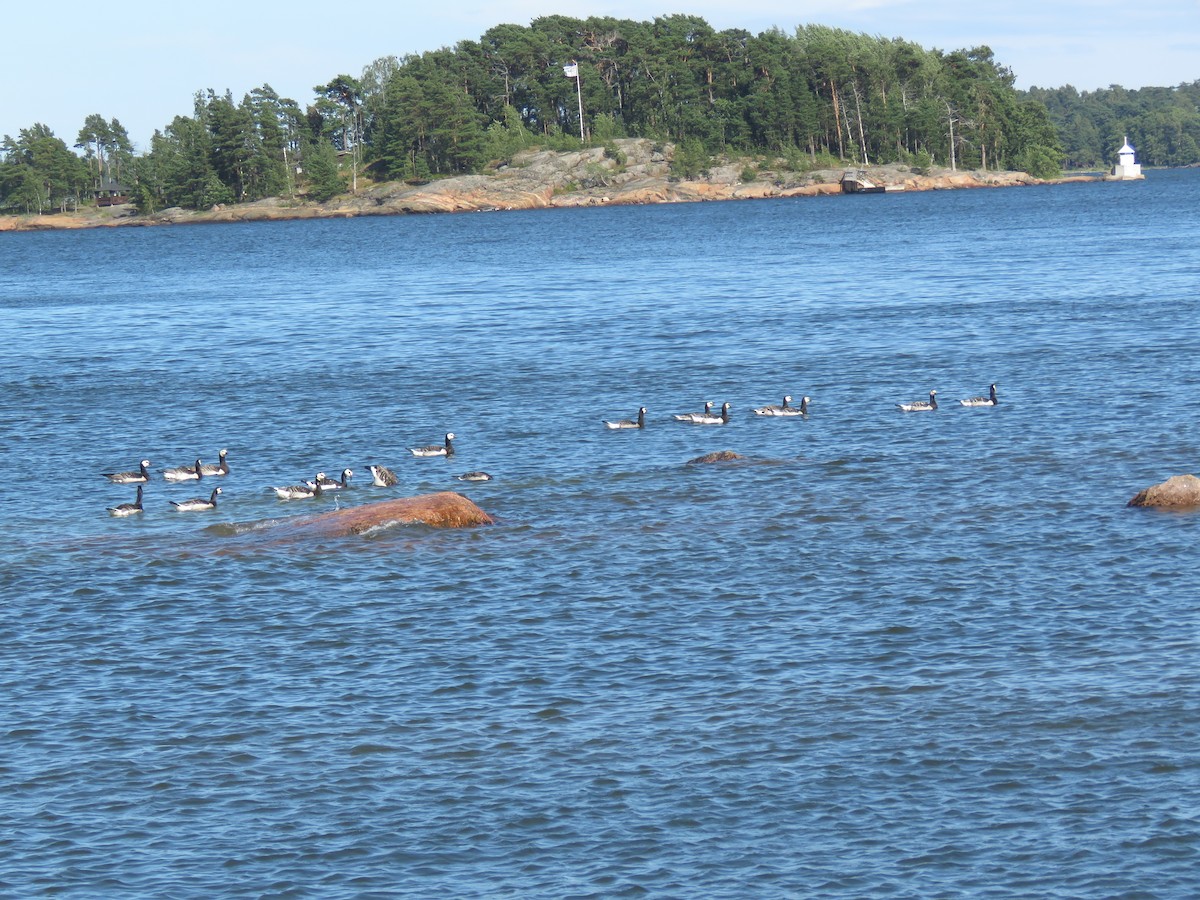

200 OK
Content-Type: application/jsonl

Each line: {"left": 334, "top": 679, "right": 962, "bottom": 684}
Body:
{"left": 687, "top": 450, "right": 746, "bottom": 465}
{"left": 279, "top": 491, "right": 493, "bottom": 537}
{"left": 1127, "top": 474, "right": 1200, "bottom": 510}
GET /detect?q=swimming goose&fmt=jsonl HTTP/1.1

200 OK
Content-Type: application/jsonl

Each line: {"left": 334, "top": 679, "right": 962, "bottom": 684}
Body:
{"left": 198, "top": 449, "right": 230, "bottom": 477}
{"left": 673, "top": 401, "right": 714, "bottom": 423}
{"left": 103, "top": 459, "right": 151, "bottom": 484}
{"left": 308, "top": 468, "right": 353, "bottom": 491}
{"left": 897, "top": 390, "right": 938, "bottom": 412}
{"left": 272, "top": 475, "right": 324, "bottom": 501}
{"left": 604, "top": 407, "right": 647, "bottom": 429}
{"left": 162, "top": 458, "right": 203, "bottom": 482}
{"left": 410, "top": 432, "right": 455, "bottom": 457}
{"left": 754, "top": 395, "right": 809, "bottom": 416}
{"left": 754, "top": 395, "right": 792, "bottom": 416}
{"left": 691, "top": 401, "right": 732, "bottom": 424}
{"left": 171, "top": 486, "right": 221, "bottom": 512}
{"left": 456, "top": 471, "right": 493, "bottom": 482}
{"left": 960, "top": 384, "right": 999, "bottom": 407}
{"left": 107, "top": 485, "right": 145, "bottom": 517}
{"left": 369, "top": 464, "right": 398, "bottom": 487}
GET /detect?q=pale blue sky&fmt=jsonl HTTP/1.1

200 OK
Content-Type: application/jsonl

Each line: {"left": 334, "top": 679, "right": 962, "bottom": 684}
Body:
{"left": 5, "top": 1, "right": 1198, "bottom": 151}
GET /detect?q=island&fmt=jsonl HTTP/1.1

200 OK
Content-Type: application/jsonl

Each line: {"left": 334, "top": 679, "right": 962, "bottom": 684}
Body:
{"left": 0, "top": 139, "right": 1098, "bottom": 233}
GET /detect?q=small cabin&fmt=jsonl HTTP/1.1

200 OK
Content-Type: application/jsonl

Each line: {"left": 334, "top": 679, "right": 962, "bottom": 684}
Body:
{"left": 94, "top": 179, "right": 131, "bottom": 206}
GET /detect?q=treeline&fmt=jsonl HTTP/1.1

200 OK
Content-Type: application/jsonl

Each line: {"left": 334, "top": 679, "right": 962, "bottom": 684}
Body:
{"left": 0, "top": 14, "right": 1194, "bottom": 215}
{"left": 362, "top": 17, "right": 1062, "bottom": 180}
{"left": 1030, "top": 81, "right": 1200, "bottom": 170}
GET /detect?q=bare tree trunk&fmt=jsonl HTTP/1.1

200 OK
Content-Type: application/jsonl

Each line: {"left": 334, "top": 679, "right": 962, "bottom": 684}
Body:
{"left": 851, "top": 82, "right": 869, "bottom": 165}
{"left": 830, "top": 81, "right": 845, "bottom": 160}
{"left": 946, "top": 101, "right": 957, "bottom": 171}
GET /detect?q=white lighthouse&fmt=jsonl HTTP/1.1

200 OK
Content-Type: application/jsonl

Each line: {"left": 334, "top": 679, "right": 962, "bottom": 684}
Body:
{"left": 1109, "top": 135, "right": 1143, "bottom": 180}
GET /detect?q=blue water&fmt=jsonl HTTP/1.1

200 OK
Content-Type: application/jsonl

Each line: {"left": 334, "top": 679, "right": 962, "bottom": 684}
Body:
{"left": 2, "top": 172, "right": 1199, "bottom": 897}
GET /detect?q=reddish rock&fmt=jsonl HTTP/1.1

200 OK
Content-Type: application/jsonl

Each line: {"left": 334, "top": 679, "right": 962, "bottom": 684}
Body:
{"left": 277, "top": 491, "right": 493, "bottom": 538}
{"left": 1127, "top": 474, "right": 1200, "bottom": 510}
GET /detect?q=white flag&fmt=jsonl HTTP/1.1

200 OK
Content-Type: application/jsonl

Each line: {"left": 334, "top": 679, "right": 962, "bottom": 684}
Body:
{"left": 563, "top": 63, "right": 579, "bottom": 78}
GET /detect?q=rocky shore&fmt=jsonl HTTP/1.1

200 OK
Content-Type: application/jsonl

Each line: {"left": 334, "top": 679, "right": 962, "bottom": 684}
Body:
{"left": 0, "top": 138, "right": 1099, "bottom": 233}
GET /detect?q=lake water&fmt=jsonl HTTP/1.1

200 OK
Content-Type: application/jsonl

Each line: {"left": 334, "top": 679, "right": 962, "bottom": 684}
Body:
{"left": 2, "top": 171, "right": 1199, "bottom": 897}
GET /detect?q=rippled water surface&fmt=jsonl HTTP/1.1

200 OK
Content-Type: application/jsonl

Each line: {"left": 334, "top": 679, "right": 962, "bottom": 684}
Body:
{"left": 2, "top": 172, "right": 1199, "bottom": 897}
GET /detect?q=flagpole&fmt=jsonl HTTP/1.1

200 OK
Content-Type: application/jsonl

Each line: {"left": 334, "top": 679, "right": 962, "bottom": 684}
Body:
{"left": 574, "top": 64, "right": 584, "bottom": 141}
{"left": 564, "top": 61, "right": 584, "bottom": 141}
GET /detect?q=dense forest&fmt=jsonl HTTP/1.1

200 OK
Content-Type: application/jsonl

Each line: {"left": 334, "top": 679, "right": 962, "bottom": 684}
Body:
{"left": 1, "top": 14, "right": 1196, "bottom": 215}
{"left": 1030, "top": 82, "right": 1200, "bottom": 170}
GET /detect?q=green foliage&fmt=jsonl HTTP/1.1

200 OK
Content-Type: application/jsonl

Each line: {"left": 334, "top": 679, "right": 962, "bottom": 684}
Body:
{"left": 351, "top": 15, "right": 1068, "bottom": 178}
{"left": 1031, "top": 81, "right": 1200, "bottom": 169}
{"left": 10, "top": 13, "right": 1193, "bottom": 214}
{"left": 592, "top": 113, "right": 621, "bottom": 143}
{"left": 301, "top": 139, "right": 344, "bottom": 201}
{"left": 740, "top": 165, "right": 758, "bottom": 182}
{"left": 199, "top": 171, "right": 236, "bottom": 207}
{"left": 131, "top": 179, "right": 159, "bottom": 215}
{"left": 75, "top": 114, "right": 133, "bottom": 192}
{"left": 482, "top": 105, "right": 536, "bottom": 167}
{"left": 0, "top": 124, "right": 89, "bottom": 213}
{"left": 123, "top": 85, "right": 305, "bottom": 212}
{"left": 780, "top": 145, "right": 842, "bottom": 173}
{"left": 780, "top": 146, "right": 807, "bottom": 172}
{"left": 911, "top": 148, "right": 935, "bottom": 176}
{"left": 602, "top": 142, "right": 627, "bottom": 167}
{"left": 540, "top": 126, "right": 583, "bottom": 152}
{"left": 670, "top": 139, "right": 711, "bottom": 179}
{"left": 1014, "top": 145, "right": 1063, "bottom": 180}
{"left": 1007, "top": 99, "right": 1064, "bottom": 178}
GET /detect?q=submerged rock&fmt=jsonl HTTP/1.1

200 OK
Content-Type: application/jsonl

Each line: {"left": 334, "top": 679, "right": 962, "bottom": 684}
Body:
{"left": 687, "top": 450, "right": 746, "bottom": 465}
{"left": 1127, "top": 474, "right": 1200, "bottom": 510}
{"left": 275, "top": 491, "right": 494, "bottom": 538}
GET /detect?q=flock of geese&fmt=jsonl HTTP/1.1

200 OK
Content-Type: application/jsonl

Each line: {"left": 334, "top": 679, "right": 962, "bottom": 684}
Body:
{"left": 100, "top": 433, "right": 492, "bottom": 517}
{"left": 101, "top": 384, "right": 998, "bottom": 517}
{"left": 606, "top": 383, "right": 997, "bottom": 427}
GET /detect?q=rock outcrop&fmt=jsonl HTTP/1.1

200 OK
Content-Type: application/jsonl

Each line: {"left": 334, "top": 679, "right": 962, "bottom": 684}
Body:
{"left": 0, "top": 138, "right": 1095, "bottom": 234}
{"left": 270, "top": 491, "right": 494, "bottom": 539}
{"left": 1127, "top": 474, "right": 1200, "bottom": 510}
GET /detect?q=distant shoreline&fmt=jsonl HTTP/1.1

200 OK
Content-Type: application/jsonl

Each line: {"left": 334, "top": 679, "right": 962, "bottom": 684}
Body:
{"left": 0, "top": 139, "right": 1103, "bottom": 234}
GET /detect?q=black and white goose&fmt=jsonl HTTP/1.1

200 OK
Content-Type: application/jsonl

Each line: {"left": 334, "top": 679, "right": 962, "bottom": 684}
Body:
{"left": 369, "top": 465, "right": 398, "bottom": 487}
{"left": 960, "top": 384, "right": 999, "bottom": 407}
{"left": 107, "top": 485, "right": 145, "bottom": 517}
{"left": 308, "top": 468, "right": 353, "bottom": 491}
{"left": 673, "top": 401, "right": 714, "bottom": 423}
{"left": 692, "top": 401, "right": 732, "bottom": 424}
{"left": 754, "top": 395, "right": 792, "bottom": 416}
{"left": 198, "top": 449, "right": 230, "bottom": 477}
{"left": 897, "top": 390, "right": 938, "bottom": 412}
{"left": 410, "top": 432, "right": 455, "bottom": 457}
{"left": 603, "top": 407, "right": 647, "bottom": 429}
{"left": 162, "top": 458, "right": 203, "bottom": 482}
{"left": 171, "top": 486, "right": 221, "bottom": 512}
{"left": 102, "top": 459, "right": 151, "bottom": 484}
{"left": 754, "top": 395, "right": 809, "bottom": 416}
{"left": 272, "top": 475, "right": 324, "bottom": 501}
{"left": 456, "top": 471, "right": 493, "bottom": 482}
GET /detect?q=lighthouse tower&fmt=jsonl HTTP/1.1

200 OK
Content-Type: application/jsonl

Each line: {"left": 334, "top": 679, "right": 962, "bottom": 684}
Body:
{"left": 1110, "top": 136, "right": 1143, "bottom": 180}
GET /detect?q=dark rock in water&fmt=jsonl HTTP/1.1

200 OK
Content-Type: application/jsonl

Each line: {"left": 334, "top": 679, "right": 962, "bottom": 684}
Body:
{"left": 687, "top": 450, "right": 746, "bottom": 465}
{"left": 1127, "top": 474, "right": 1200, "bottom": 510}
{"left": 275, "top": 491, "right": 494, "bottom": 538}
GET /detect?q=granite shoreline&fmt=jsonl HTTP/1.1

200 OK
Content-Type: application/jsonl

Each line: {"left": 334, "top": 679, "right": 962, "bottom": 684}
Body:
{"left": 0, "top": 138, "right": 1100, "bottom": 234}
